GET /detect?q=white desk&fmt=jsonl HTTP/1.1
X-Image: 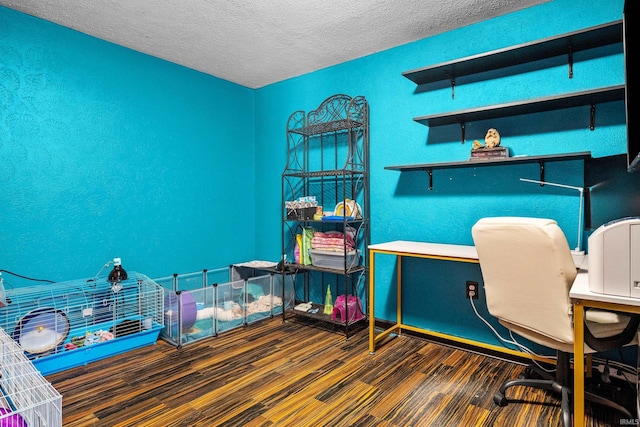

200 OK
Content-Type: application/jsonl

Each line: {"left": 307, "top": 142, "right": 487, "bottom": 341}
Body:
{"left": 369, "top": 241, "right": 493, "bottom": 355}
{"left": 570, "top": 269, "right": 640, "bottom": 427}
{"left": 368, "top": 241, "right": 560, "bottom": 360}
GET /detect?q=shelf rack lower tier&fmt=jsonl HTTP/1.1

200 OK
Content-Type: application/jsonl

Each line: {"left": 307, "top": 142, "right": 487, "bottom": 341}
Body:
{"left": 284, "top": 263, "right": 366, "bottom": 275}
{"left": 285, "top": 302, "right": 367, "bottom": 327}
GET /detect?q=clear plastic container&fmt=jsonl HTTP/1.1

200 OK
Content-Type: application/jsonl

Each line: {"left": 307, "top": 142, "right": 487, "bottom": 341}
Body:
{"left": 308, "top": 249, "right": 360, "bottom": 269}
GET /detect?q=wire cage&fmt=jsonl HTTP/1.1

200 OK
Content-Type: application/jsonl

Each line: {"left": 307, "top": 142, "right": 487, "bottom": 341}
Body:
{"left": 0, "top": 272, "right": 165, "bottom": 376}
{"left": 155, "top": 265, "right": 295, "bottom": 347}
{"left": 0, "top": 327, "right": 62, "bottom": 426}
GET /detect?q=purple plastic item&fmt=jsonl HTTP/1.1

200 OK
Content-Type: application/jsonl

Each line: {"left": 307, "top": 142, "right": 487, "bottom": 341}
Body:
{"left": 179, "top": 291, "right": 198, "bottom": 331}
{"left": 165, "top": 291, "right": 198, "bottom": 333}
{"left": 0, "top": 408, "right": 27, "bottom": 427}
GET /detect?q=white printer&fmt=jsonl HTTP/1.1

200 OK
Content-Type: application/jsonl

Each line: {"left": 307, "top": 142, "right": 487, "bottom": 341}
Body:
{"left": 588, "top": 217, "right": 640, "bottom": 298}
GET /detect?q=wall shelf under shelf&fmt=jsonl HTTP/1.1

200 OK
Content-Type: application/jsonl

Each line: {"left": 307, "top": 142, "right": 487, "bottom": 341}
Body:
{"left": 413, "top": 85, "right": 624, "bottom": 143}
{"left": 385, "top": 151, "right": 591, "bottom": 190}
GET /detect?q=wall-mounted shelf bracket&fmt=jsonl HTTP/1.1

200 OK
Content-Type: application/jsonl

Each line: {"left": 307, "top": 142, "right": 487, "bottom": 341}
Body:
{"left": 413, "top": 86, "right": 622, "bottom": 134}
{"left": 568, "top": 46, "right": 574, "bottom": 79}
{"left": 460, "top": 122, "right": 466, "bottom": 144}
{"left": 589, "top": 103, "right": 596, "bottom": 131}
{"left": 402, "top": 21, "right": 621, "bottom": 87}
{"left": 385, "top": 152, "right": 591, "bottom": 191}
{"left": 450, "top": 77, "right": 456, "bottom": 99}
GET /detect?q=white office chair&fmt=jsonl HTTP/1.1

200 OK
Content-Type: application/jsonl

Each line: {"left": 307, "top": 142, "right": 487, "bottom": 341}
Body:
{"left": 471, "top": 217, "right": 638, "bottom": 427}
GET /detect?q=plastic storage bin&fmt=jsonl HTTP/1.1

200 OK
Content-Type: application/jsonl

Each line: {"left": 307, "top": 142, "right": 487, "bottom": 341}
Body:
{"left": 309, "top": 249, "right": 361, "bottom": 269}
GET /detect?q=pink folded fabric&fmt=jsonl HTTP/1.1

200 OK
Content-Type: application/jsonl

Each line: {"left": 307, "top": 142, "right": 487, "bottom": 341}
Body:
{"left": 312, "top": 231, "right": 355, "bottom": 249}
{"left": 312, "top": 243, "right": 354, "bottom": 251}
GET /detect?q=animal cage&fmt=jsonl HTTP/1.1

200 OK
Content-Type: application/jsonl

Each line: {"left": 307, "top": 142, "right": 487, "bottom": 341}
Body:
{"left": 0, "top": 327, "right": 62, "bottom": 426}
{"left": 155, "top": 264, "right": 295, "bottom": 347}
{"left": 0, "top": 272, "right": 165, "bottom": 376}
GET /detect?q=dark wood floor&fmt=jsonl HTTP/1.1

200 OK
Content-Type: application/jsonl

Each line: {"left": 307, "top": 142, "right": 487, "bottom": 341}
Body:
{"left": 47, "top": 316, "right": 633, "bottom": 426}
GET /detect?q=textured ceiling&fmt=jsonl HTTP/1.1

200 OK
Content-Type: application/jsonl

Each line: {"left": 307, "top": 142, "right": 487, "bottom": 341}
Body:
{"left": 0, "top": 0, "right": 547, "bottom": 88}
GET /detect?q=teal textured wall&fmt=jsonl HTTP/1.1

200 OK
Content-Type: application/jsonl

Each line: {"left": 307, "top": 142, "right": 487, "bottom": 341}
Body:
{"left": 0, "top": 7, "right": 256, "bottom": 282}
{"left": 253, "top": 0, "right": 639, "bottom": 349}
{"left": 1, "top": 0, "right": 638, "bottom": 351}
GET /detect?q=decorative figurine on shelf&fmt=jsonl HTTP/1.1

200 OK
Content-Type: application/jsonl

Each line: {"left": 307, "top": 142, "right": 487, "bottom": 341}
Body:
{"left": 484, "top": 128, "right": 501, "bottom": 148}
{"left": 470, "top": 128, "right": 509, "bottom": 160}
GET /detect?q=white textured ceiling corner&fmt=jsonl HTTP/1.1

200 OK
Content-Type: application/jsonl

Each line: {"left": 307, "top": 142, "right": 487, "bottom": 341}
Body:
{"left": 0, "top": 0, "right": 547, "bottom": 88}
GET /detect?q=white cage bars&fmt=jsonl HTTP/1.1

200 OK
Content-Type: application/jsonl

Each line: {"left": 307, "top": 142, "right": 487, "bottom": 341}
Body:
{"left": 0, "top": 272, "right": 165, "bottom": 375}
{"left": 0, "top": 327, "right": 62, "bottom": 426}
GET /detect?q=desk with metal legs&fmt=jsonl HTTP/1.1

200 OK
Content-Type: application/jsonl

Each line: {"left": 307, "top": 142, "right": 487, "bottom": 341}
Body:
{"left": 570, "top": 271, "right": 640, "bottom": 427}
{"left": 368, "top": 241, "right": 479, "bottom": 354}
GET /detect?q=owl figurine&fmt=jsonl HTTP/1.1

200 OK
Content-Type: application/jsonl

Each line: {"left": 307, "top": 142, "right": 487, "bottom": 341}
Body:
{"left": 484, "top": 128, "right": 501, "bottom": 148}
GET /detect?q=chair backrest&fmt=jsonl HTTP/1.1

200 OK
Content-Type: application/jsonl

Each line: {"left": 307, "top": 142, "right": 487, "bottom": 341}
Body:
{"left": 471, "top": 217, "right": 577, "bottom": 347}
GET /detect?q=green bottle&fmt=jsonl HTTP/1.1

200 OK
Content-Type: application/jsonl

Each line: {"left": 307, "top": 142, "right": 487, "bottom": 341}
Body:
{"left": 323, "top": 285, "right": 333, "bottom": 315}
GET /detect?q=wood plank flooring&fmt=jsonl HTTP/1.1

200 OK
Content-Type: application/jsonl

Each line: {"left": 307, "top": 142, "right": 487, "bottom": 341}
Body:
{"left": 47, "top": 317, "right": 633, "bottom": 426}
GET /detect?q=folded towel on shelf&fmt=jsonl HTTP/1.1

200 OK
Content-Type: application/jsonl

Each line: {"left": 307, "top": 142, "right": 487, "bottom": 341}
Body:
{"left": 312, "top": 231, "right": 355, "bottom": 251}
{"left": 311, "top": 242, "right": 354, "bottom": 252}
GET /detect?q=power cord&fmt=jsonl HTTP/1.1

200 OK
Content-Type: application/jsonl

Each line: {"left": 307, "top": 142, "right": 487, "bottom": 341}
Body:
{"left": 86, "top": 260, "right": 115, "bottom": 287}
{"left": 470, "top": 294, "right": 639, "bottom": 386}
{"left": 468, "top": 294, "right": 557, "bottom": 373}
{"left": 0, "top": 269, "right": 55, "bottom": 284}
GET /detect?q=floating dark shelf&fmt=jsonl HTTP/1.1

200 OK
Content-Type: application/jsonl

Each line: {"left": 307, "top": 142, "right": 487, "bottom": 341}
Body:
{"left": 403, "top": 20, "right": 622, "bottom": 86}
{"left": 414, "top": 85, "right": 624, "bottom": 127}
{"left": 385, "top": 151, "right": 591, "bottom": 172}
{"left": 385, "top": 151, "right": 592, "bottom": 193}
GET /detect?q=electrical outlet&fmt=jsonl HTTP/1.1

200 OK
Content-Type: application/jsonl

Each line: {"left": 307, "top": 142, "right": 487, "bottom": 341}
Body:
{"left": 466, "top": 281, "right": 479, "bottom": 299}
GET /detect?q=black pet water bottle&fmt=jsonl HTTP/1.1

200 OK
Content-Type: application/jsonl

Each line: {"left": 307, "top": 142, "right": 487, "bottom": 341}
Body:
{"left": 108, "top": 257, "right": 128, "bottom": 283}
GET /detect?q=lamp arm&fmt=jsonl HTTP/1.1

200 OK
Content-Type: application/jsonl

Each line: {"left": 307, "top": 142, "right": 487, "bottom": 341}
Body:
{"left": 519, "top": 178, "right": 585, "bottom": 251}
